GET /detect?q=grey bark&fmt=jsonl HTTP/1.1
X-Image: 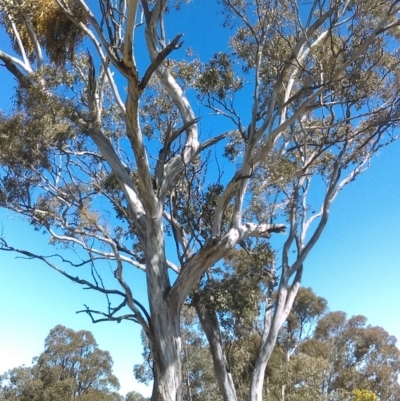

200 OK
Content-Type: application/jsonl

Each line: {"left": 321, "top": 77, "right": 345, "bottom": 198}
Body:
{"left": 194, "top": 297, "right": 238, "bottom": 401}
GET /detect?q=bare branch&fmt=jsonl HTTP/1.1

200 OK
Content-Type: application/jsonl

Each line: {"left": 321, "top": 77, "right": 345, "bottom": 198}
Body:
{"left": 139, "top": 33, "right": 184, "bottom": 90}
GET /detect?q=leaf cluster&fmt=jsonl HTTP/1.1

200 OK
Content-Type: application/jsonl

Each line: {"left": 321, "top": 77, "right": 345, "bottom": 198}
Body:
{"left": 195, "top": 53, "right": 243, "bottom": 100}
{"left": 0, "top": 325, "right": 120, "bottom": 401}
{"left": 1, "top": 0, "right": 87, "bottom": 65}
{"left": 200, "top": 243, "right": 275, "bottom": 335}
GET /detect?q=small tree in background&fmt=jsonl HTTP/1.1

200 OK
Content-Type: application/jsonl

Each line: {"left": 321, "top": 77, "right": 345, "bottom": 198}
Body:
{"left": 0, "top": 325, "right": 121, "bottom": 401}
{"left": 125, "top": 391, "right": 150, "bottom": 401}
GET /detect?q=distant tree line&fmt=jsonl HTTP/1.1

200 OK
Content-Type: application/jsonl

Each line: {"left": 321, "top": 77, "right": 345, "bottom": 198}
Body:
{"left": 1, "top": 287, "right": 399, "bottom": 401}
{"left": 134, "top": 287, "right": 400, "bottom": 401}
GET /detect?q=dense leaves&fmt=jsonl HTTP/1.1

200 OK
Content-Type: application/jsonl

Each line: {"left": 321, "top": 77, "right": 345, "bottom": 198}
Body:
{"left": 143, "top": 288, "right": 400, "bottom": 401}
{"left": 0, "top": 325, "right": 120, "bottom": 401}
{"left": 301, "top": 313, "right": 400, "bottom": 400}
{"left": 0, "top": 0, "right": 87, "bottom": 65}
{"left": 125, "top": 391, "right": 150, "bottom": 401}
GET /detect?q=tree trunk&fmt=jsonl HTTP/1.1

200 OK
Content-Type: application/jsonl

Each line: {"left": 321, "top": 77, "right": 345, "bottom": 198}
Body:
{"left": 250, "top": 334, "right": 278, "bottom": 401}
{"left": 194, "top": 297, "right": 238, "bottom": 401}
{"left": 146, "top": 211, "right": 183, "bottom": 401}
{"left": 250, "top": 278, "right": 301, "bottom": 401}
{"left": 150, "top": 306, "right": 182, "bottom": 401}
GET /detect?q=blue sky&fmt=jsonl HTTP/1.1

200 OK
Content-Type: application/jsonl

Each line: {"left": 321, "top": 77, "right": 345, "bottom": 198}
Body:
{"left": 1, "top": 0, "right": 400, "bottom": 397}
{"left": 303, "top": 139, "right": 400, "bottom": 340}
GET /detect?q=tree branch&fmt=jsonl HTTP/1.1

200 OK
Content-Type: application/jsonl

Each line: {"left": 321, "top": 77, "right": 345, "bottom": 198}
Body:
{"left": 139, "top": 33, "right": 183, "bottom": 90}
{"left": 0, "top": 50, "right": 32, "bottom": 88}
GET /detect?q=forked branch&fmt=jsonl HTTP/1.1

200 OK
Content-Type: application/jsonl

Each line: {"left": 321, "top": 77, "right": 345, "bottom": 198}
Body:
{"left": 139, "top": 33, "right": 184, "bottom": 90}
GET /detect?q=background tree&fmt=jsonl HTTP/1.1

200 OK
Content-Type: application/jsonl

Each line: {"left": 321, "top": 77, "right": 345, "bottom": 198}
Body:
{"left": 0, "top": 325, "right": 121, "bottom": 401}
{"left": 180, "top": 306, "right": 221, "bottom": 401}
{"left": 189, "top": 245, "right": 274, "bottom": 401}
{"left": 279, "top": 287, "right": 328, "bottom": 358}
{"left": 264, "top": 287, "right": 328, "bottom": 400}
{"left": 301, "top": 312, "right": 400, "bottom": 400}
{"left": 147, "top": 287, "right": 400, "bottom": 401}
{"left": 1, "top": 1, "right": 400, "bottom": 401}
{"left": 125, "top": 391, "right": 150, "bottom": 401}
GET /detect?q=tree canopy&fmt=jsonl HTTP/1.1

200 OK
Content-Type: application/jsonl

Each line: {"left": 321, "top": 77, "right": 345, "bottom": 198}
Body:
{"left": 0, "top": 325, "right": 121, "bottom": 401}
{"left": 0, "top": 0, "right": 400, "bottom": 401}
{"left": 125, "top": 391, "right": 150, "bottom": 401}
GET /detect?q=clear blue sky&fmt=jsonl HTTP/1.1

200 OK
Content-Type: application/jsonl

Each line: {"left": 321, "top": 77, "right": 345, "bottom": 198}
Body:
{"left": 1, "top": 0, "right": 400, "bottom": 397}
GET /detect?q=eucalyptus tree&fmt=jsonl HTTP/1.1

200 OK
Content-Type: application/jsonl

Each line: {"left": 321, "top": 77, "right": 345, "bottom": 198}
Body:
{"left": 125, "top": 391, "right": 150, "bottom": 401}
{"left": 301, "top": 313, "right": 400, "bottom": 400}
{"left": 0, "top": 325, "right": 121, "bottom": 401}
{"left": 1, "top": 1, "right": 400, "bottom": 401}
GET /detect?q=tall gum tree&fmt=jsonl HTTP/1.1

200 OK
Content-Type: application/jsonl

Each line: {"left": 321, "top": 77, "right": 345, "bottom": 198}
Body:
{"left": 0, "top": 1, "right": 400, "bottom": 401}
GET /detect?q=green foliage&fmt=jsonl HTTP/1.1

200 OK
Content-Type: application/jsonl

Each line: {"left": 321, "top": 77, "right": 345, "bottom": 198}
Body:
{"left": 352, "top": 389, "right": 378, "bottom": 401}
{"left": 195, "top": 53, "right": 243, "bottom": 100}
{"left": 265, "top": 349, "right": 331, "bottom": 401}
{"left": 280, "top": 287, "right": 328, "bottom": 353}
{"left": 0, "top": 0, "right": 87, "bottom": 65}
{"left": 177, "top": 286, "right": 400, "bottom": 401}
{"left": 166, "top": 169, "right": 235, "bottom": 246}
{"left": 125, "top": 390, "right": 150, "bottom": 401}
{"left": 0, "top": 325, "right": 120, "bottom": 401}
{"left": 301, "top": 313, "right": 400, "bottom": 400}
{"left": 199, "top": 243, "right": 275, "bottom": 337}
{"left": 180, "top": 307, "right": 222, "bottom": 401}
